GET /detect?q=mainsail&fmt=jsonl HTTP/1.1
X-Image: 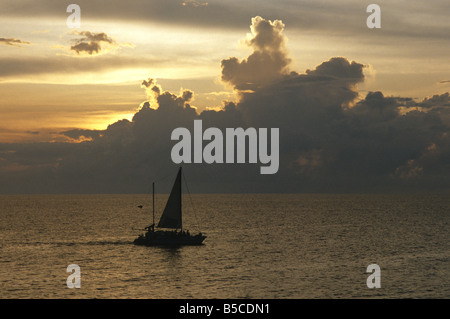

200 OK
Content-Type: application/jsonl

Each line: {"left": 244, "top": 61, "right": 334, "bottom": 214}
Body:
{"left": 157, "top": 167, "right": 182, "bottom": 229}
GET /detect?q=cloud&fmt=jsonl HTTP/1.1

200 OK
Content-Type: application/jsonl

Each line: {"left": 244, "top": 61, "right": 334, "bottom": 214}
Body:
{"left": 0, "top": 37, "right": 30, "bottom": 47}
{"left": 60, "top": 129, "right": 102, "bottom": 142}
{"left": 1, "top": 16, "right": 450, "bottom": 194}
{"left": 3, "top": 0, "right": 449, "bottom": 43}
{"left": 418, "top": 92, "right": 450, "bottom": 108}
{"left": 69, "top": 31, "right": 117, "bottom": 56}
{"left": 221, "top": 16, "right": 291, "bottom": 92}
{"left": 141, "top": 78, "right": 162, "bottom": 98}
{"left": 182, "top": 0, "right": 208, "bottom": 7}
{"left": 0, "top": 55, "right": 169, "bottom": 78}
{"left": 305, "top": 57, "right": 365, "bottom": 83}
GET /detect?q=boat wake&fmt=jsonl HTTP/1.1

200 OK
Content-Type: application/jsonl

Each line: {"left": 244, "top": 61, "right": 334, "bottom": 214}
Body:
{"left": 9, "top": 240, "right": 133, "bottom": 247}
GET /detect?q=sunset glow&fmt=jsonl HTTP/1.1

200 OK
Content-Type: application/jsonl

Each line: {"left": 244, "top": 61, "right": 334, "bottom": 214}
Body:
{"left": 1, "top": 0, "right": 449, "bottom": 193}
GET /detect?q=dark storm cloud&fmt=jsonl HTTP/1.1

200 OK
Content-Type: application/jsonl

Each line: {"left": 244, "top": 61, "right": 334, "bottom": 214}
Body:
{"left": 0, "top": 37, "right": 30, "bottom": 47}
{"left": 417, "top": 92, "right": 450, "bottom": 108}
{"left": 1, "top": 16, "right": 449, "bottom": 194}
{"left": 305, "top": 57, "right": 365, "bottom": 83}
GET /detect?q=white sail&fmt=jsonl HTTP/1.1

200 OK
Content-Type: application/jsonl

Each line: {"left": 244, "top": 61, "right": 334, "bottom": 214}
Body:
{"left": 157, "top": 168, "right": 182, "bottom": 229}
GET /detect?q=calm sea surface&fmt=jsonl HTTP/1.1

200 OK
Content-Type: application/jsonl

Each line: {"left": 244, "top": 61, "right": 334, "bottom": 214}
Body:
{"left": 0, "top": 194, "right": 449, "bottom": 298}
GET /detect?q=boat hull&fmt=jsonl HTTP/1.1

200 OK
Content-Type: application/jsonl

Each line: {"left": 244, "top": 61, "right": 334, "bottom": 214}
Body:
{"left": 133, "top": 231, "right": 206, "bottom": 246}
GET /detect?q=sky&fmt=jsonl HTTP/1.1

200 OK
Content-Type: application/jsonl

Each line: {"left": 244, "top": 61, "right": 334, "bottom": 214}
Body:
{"left": 0, "top": 0, "right": 449, "bottom": 193}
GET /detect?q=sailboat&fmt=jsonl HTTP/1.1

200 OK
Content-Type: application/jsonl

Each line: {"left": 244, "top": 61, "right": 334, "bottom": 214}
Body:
{"left": 133, "top": 167, "right": 206, "bottom": 246}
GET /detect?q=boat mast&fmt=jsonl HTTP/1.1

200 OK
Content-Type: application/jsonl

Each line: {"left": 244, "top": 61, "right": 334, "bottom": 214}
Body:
{"left": 152, "top": 182, "right": 155, "bottom": 227}
{"left": 180, "top": 166, "right": 183, "bottom": 231}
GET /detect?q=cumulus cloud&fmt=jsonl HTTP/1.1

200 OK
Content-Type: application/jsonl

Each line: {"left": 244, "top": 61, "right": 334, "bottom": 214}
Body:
{"left": 1, "top": 16, "right": 449, "bottom": 194}
{"left": 141, "top": 78, "right": 162, "bottom": 101}
{"left": 0, "top": 37, "right": 30, "bottom": 47}
{"left": 418, "top": 92, "right": 450, "bottom": 108}
{"left": 140, "top": 78, "right": 195, "bottom": 112}
{"left": 69, "top": 31, "right": 117, "bottom": 55}
{"left": 305, "top": 57, "right": 365, "bottom": 83}
{"left": 221, "top": 16, "right": 291, "bottom": 92}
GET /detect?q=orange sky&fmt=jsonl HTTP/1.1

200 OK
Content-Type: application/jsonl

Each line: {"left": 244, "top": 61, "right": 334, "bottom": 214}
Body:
{"left": 1, "top": 0, "right": 449, "bottom": 142}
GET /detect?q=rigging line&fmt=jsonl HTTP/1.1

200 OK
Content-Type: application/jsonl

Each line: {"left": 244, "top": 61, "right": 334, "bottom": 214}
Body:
{"left": 152, "top": 170, "right": 174, "bottom": 184}
{"left": 182, "top": 169, "right": 201, "bottom": 232}
{"left": 147, "top": 162, "right": 178, "bottom": 187}
{"left": 141, "top": 170, "right": 172, "bottom": 220}
{"left": 143, "top": 169, "right": 175, "bottom": 207}
{"left": 143, "top": 168, "right": 178, "bottom": 225}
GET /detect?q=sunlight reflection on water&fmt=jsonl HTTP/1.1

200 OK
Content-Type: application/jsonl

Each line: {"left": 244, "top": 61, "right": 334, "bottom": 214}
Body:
{"left": 0, "top": 194, "right": 449, "bottom": 298}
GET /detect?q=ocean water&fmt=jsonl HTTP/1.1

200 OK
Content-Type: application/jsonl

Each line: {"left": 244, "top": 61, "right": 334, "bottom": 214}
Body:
{"left": 0, "top": 194, "right": 449, "bottom": 299}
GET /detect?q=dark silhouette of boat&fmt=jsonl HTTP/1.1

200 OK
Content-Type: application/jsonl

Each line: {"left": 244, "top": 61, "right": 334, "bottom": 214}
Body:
{"left": 133, "top": 167, "right": 206, "bottom": 246}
